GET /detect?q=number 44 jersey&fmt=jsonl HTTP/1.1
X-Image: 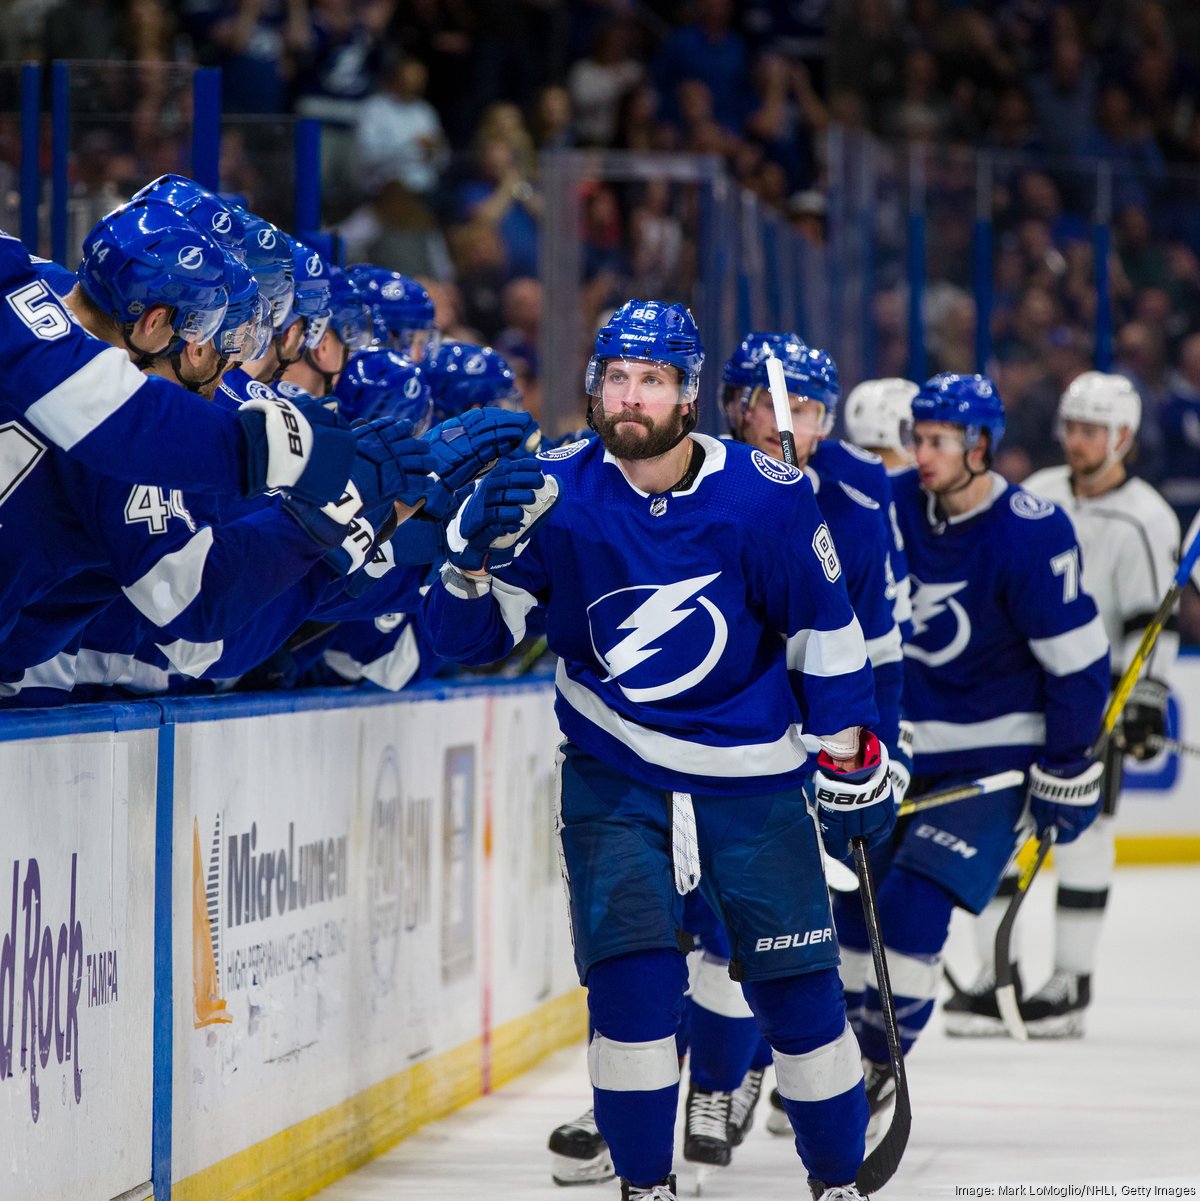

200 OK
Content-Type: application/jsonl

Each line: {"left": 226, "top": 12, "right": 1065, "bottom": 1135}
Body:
{"left": 892, "top": 468, "right": 1110, "bottom": 776}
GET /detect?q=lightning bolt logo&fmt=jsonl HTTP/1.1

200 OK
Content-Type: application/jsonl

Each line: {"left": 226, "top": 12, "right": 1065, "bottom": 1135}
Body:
{"left": 905, "top": 576, "right": 972, "bottom": 667}
{"left": 589, "top": 573, "right": 728, "bottom": 703}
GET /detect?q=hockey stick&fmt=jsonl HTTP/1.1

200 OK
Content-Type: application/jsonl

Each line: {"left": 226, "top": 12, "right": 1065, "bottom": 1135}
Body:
{"left": 766, "top": 352, "right": 910, "bottom": 1189}
{"left": 897, "top": 769, "right": 1025, "bottom": 817}
{"left": 1146, "top": 733, "right": 1200, "bottom": 758}
{"left": 993, "top": 522, "right": 1200, "bottom": 1039}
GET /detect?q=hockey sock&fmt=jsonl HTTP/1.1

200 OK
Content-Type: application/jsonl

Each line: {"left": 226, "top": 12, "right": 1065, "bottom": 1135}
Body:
{"left": 971, "top": 872, "right": 1018, "bottom": 980}
{"left": 1051, "top": 814, "right": 1113, "bottom": 976}
{"left": 686, "top": 952, "right": 758, "bottom": 1092}
{"left": 859, "top": 868, "right": 954, "bottom": 1063}
{"left": 587, "top": 948, "right": 688, "bottom": 1187}
{"left": 744, "top": 968, "right": 866, "bottom": 1187}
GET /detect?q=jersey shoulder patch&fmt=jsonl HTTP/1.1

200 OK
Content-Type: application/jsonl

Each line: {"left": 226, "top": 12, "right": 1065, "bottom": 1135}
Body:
{"left": 750, "top": 447, "right": 803, "bottom": 485}
{"left": 1010, "top": 490, "right": 1055, "bottom": 521}
{"left": 837, "top": 480, "right": 880, "bottom": 510}
{"left": 538, "top": 438, "right": 590, "bottom": 462}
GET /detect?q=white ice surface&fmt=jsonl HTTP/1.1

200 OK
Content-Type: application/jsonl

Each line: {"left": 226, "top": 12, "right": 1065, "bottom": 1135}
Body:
{"left": 315, "top": 866, "right": 1200, "bottom": 1200}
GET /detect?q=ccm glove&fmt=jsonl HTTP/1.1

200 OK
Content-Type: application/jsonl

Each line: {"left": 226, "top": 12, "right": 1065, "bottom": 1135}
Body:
{"left": 239, "top": 392, "right": 356, "bottom": 504}
{"left": 349, "top": 416, "right": 437, "bottom": 511}
{"left": 1120, "top": 677, "right": 1169, "bottom": 761}
{"left": 813, "top": 730, "right": 895, "bottom": 860}
{"left": 1028, "top": 758, "right": 1104, "bottom": 845}
{"left": 889, "top": 719, "right": 914, "bottom": 807}
{"left": 424, "top": 408, "right": 542, "bottom": 518}
{"left": 445, "top": 455, "right": 558, "bottom": 573}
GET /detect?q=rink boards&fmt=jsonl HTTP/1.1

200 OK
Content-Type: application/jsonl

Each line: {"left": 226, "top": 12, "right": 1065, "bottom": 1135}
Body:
{"left": 3, "top": 657, "right": 1200, "bottom": 1201}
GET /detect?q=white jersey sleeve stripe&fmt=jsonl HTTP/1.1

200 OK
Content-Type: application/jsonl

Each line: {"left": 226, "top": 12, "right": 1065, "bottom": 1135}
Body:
{"left": 1029, "top": 613, "right": 1109, "bottom": 677}
{"left": 121, "top": 526, "right": 215, "bottom": 626}
{"left": 0, "top": 651, "right": 78, "bottom": 698}
{"left": 492, "top": 576, "right": 539, "bottom": 645}
{"left": 557, "top": 660, "right": 808, "bottom": 778}
{"left": 865, "top": 624, "right": 903, "bottom": 668}
{"left": 324, "top": 624, "right": 421, "bottom": 692}
{"left": 786, "top": 617, "right": 868, "bottom": 678}
{"left": 22, "top": 346, "right": 149, "bottom": 450}
{"left": 773, "top": 1023, "right": 863, "bottom": 1103}
{"left": 74, "top": 648, "right": 169, "bottom": 694}
{"left": 155, "top": 635, "right": 224, "bottom": 677}
{"left": 912, "top": 711, "right": 1046, "bottom": 755}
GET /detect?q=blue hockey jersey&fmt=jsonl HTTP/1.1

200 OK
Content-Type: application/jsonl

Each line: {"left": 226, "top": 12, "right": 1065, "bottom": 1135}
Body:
{"left": 892, "top": 469, "right": 1109, "bottom": 775}
{"left": 423, "top": 434, "right": 879, "bottom": 796}
{"left": 812, "top": 438, "right": 912, "bottom": 638}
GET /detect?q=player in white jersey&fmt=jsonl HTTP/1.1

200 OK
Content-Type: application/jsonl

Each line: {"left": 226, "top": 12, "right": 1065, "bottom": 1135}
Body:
{"left": 943, "top": 371, "right": 1179, "bottom": 1037}
{"left": 842, "top": 379, "right": 918, "bottom": 474}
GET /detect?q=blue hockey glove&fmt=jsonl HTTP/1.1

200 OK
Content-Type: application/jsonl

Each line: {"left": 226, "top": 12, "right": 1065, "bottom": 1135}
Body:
{"left": 445, "top": 455, "right": 558, "bottom": 573}
{"left": 1120, "top": 677, "right": 1169, "bottom": 762}
{"left": 889, "top": 719, "right": 914, "bottom": 807}
{"left": 812, "top": 730, "right": 894, "bottom": 860}
{"left": 1028, "top": 759, "right": 1104, "bottom": 845}
{"left": 349, "top": 416, "right": 437, "bottom": 511}
{"left": 424, "top": 408, "right": 542, "bottom": 519}
{"left": 239, "top": 392, "right": 356, "bottom": 504}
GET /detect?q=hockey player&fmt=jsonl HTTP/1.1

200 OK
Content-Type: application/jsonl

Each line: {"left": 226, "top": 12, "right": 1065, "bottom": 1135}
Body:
{"left": 667, "top": 332, "right": 904, "bottom": 1171}
{"left": 0, "top": 229, "right": 355, "bottom": 510}
{"left": 424, "top": 340, "right": 525, "bottom": 422}
{"left": 842, "top": 379, "right": 918, "bottom": 474}
{"left": 943, "top": 371, "right": 1179, "bottom": 1037}
{"left": 422, "top": 300, "right": 894, "bottom": 1201}
{"left": 277, "top": 263, "right": 374, "bottom": 400}
{"left": 348, "top": 264, "right": 441, "bottom": 361}
{"left": 861, "top": 373, "right": 1109, "bottom": 1123}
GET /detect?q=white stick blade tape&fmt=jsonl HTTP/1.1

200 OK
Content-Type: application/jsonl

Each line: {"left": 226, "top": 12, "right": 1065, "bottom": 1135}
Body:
{"left": 765, "top": 355, "right": 795, "bottom": 438}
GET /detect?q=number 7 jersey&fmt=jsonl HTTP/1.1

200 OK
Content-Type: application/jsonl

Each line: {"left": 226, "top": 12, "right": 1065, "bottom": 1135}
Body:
{"left": 892, "top": 468, "right": 1110, "bottom": 775}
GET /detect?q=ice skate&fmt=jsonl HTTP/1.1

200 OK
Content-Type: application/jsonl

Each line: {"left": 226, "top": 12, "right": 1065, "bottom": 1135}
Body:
{"left": 621, "top": 1174, "right": 677, "bottom": 1200}
{"left": 810, "top": 1182, "right": 871, "bottom": 1200}
{"left": 728, "top": 1066, "right": 764, "bottom": 1146}
{"left": 682, "top": 1081, "right": 732, "bottom": 1167}
{"left": 765, "top": 1085, "right": 792, "bottom": 1136}
{"left": 942, "top": 964, "right": 1021, "bottom": 1037}
{"left": 1020, "top": 970, "right": 1090, "bottom": 1039}
{"left": 548, "top": 1107, "right": 614, "bottom": 1186}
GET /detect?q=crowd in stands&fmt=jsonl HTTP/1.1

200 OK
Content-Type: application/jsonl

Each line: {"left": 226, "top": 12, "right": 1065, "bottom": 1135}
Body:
{"left": 4, "top": 1, "right": 1200, "bottom": 507}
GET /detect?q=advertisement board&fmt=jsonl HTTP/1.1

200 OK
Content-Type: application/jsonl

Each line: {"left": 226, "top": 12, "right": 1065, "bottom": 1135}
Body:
{"left": 0, "top": 724, "right": 157, "bottom": 1201}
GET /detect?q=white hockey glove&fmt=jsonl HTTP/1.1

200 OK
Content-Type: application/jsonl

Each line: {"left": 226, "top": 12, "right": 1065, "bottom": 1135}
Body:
{"left": 1027, "top": 759, "right": 1104, "bottom": 845}
{"left": 445, "top": 456, "right": 558, "bottom": 574}
{"left": 1120, "top": 677, "right": 1169, "bottom": 762}
{"left": 812, "top": 730, "right": 895, "bottom": 860}
{"left": 889, "top": 719, "right": 914, "bottom": 807}
{"left": 239, "top": 392, "right": 356, "bottom": 504}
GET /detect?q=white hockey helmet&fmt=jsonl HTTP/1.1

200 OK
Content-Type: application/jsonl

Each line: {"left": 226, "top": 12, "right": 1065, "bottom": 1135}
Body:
{"left": 1057, "top": 371, "right": 1141, "bottom": 460}
{"left": 843, "top": 378, "right": 919, "bottom": 452}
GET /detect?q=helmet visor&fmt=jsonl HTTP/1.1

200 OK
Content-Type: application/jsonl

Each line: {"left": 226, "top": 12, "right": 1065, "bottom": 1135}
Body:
{"left": 175, "top": 299, "right": 228, "bottom": 346}
{"left": 587, "top": 357, "right": 696, "bottom": 406}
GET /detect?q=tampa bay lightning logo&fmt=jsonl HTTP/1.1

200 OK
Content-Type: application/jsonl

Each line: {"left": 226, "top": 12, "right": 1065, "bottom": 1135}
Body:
{"left": 403, "top": 376, "right": 422, "bottom": 399}
{"left": 257, "top": 228, "right": 276, "bottom": 249}
{"left": 465, "top": 354, "right": 487, "bottom": 374}
{"left": 177, "top": 245, "right": 205, "bottom": 270}
{"left": 245, "top": 380, "right": 275, "bottom": 402}
{"left": 381, "top": 280, "right": 405, "bottom": 299}
{"left": 1010, "top": 491, "right": 1054, "bottom": 520}
{"left": 211, "top": 211, "right": 232, "bottom": 234}
{"left": 906, "top": 575, "right": 971, "bottom": 667}
{"left": 750, "top": 448, "right": 802, "bottom": 485}
{"left": 306, "top": 253, "right": 323, "bottom": 277}
{"left": 588, "top": 573, "right": 728, "bottom": 702}
{"left": 539, "top": 439, "right": 589, "bottom": 461}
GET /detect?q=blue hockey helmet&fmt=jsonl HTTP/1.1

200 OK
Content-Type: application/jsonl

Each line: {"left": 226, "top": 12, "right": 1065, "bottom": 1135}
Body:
{"left": 132, "top": 174, "right": 247, "bottom": 262}
{"left": 347, "top": 264, "right": 440, "bottom": 360}
{"left": 585, "top": 299, "right": 704, "bottom": 405}
{"left": 324, "top": 264, "right": 375, "bottom": 352}
{"left": 911, "top": 372, "right": 1006, "bottom": 449}
{"left": 281, "top": 234, "right": 333, "bottom": 350}
{"left": 423, "top": 341, "right": 522, "bottom": 423}
{"left": 333, "top": 348, "right": 434, "bottom": 432}
{"left": 720, "top": 331, "right": 838, "bottom": 437}
{"left": 78, "top": 198, "right": 229, "bottom": 352}
{"left": 237, "top": 212, "right": 294, "bottom": 329}
{"left": 212, "top": 253, "right": 272, "bottom": 365}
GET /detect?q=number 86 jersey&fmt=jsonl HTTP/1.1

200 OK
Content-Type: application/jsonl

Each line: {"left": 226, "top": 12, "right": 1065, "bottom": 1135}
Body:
{"left": 891, "top": 468, "right": 1110, "bottom": 777}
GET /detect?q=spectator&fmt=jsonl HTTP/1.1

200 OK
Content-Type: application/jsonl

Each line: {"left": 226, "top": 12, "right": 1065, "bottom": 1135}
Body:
{"left": 355, "top": 53, "right": 448, "bottom": 197}
{"left": 1161, "top": 331, "right": 1200, "bottom": 498}
{"left": 1028, "top": 32, "right": 1099, "bottom": 157}
{"left": 567, "top": 21, "right": 644, "bottom": 147}
{"left": 1076, "top": 83, "right": 1166, "bottom": 209}
{"left": 886, "top": 48, "right": 946, "bottom": 143}
{"left": 1116, "top": 319, "right": 1171, "bottom": 481}
{"left": 630, "top": 180, "right": 684, "bottom": 296}
{"left": 448, "top": 220, "right": 508, "bottom": 340}
{"left": 454, "top": 137, "right": 541, "bottom": 280}
{"left": 744, "top": 54, "right": 823, "bottom": 191}
{"left": 494, "top": 276, "right": 542, "bottom": 419}
{"left": 529, "top": 85, "right": 574, "bottom": 153}
{"left": 653, "top": 0, "right": 749, "bottom": 133}
{"left": 827, "top": 0, "right": 905, "bottom": 132}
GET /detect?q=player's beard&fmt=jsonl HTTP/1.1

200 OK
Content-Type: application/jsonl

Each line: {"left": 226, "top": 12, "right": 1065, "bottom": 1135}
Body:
{"left": 592, "top": 404, "right": 688, "bottom": 460}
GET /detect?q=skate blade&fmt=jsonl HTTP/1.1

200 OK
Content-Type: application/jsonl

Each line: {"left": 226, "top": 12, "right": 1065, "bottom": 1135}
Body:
{"left": 551, "top": 1150, "right": 615, "bottom": 1186}
{"left": 1025, "top": 1012, "right": 1086, "bottom": 1040}
{"left": 942, "top": 1011, "right": 1008, "bottom": 1038}
{"left": 694, "top": 1162, "right": 725, "bottom": 1196}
